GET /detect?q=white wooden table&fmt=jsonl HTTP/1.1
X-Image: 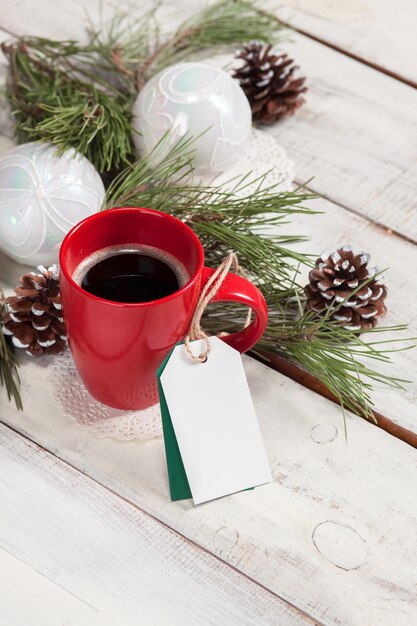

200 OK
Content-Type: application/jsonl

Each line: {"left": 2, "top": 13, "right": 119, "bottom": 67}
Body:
{"left": 1, "top": 2, "right": 417, "bottom": 624}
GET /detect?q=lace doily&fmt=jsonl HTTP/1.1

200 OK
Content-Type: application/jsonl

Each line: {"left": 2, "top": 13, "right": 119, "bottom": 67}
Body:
{"left": 212, "top": 128, "right": 294, "bottom": 193}
{"left": 50, "top": 350, "right": 162, "bottom": 441}
{"left": 48, "top": 129, "right": 293, "bottom": 440}
{"left": 243, "top": 127, "right": 294, "bottom": 191}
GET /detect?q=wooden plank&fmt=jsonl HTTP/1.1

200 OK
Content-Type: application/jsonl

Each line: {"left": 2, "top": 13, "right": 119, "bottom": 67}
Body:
{"left": 1, "top": 335, "right": 417, "bottom": 625}
{"left": 0, "top": 0, "right": 118, "bottom": 41}
{"left": 0, "top": 549, "right": 100, "bottom": 626}
{"left": 254, "top": 351, "right": 417, "bottom": 449}
{"left": 275, "top": 0, "right": 417, "bottom": 87}
{"left": 0, "top": 0, "right": 199, "bottom": 41}
{"left": 272, "top": 33, "right": 417, "bottom": 242}
{"left": 0, "top": 423, "right": 311, "bottom": 626}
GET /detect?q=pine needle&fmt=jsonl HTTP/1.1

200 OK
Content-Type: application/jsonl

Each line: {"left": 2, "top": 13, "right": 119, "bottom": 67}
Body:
{"left": 0, "top": 295, "right": 22, "bottom": 410}
{"left": 136, "top": 0, "right": 285, "bottom": 86}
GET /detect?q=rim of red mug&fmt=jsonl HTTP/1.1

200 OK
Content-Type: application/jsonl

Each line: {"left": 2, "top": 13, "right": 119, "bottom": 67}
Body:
{"left": 59, "top": 207, "right": 205, "bottom": 308}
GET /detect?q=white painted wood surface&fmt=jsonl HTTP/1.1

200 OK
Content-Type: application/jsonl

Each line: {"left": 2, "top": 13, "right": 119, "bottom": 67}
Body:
{"left": 276, "top": 0, "right": 417, "bottom": 85}
{"left": 274, "top": 33, "right": 417, "bottom": 241}
{"left": 2, "top": 339, "right": 417, "bottom": 626}
{"left": 0, "top": 1, "right": 417, "bottom": 625}
{"left": 0, "top": 423, "right": 310, "bottom": 626}
{"left": 0, "top": 549, "right": 100, "bottom": 626}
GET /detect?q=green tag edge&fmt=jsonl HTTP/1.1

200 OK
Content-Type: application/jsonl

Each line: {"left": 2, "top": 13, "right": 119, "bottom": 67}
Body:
{"left": 157, "top": 343, "right": 192, "bottom": 501}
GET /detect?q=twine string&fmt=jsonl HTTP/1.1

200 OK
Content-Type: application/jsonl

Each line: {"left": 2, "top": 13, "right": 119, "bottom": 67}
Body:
{"left": 184, "top": 253, "right": 252, "bottom": 363}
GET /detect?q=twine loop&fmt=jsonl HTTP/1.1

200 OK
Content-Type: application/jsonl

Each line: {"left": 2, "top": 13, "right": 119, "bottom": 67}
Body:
{"left": 184, "top": 253, "right": 252, "bottom": 363}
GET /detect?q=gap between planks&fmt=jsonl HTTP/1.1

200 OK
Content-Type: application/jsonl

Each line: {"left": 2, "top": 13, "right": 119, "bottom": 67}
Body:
{"left": 0, "top": 418, "right": 324, "bottom": 626}
{"left": 0, "top": 544, "right": 99, "bottom": 612}
{"left": 297, "top": 180, "right": 417, "bottom": 248}
{"left": 251, "top": 350, "right": 417, "bottom": 450}
{"left": 275, "top": 19, "right": 417, "bottom": 91}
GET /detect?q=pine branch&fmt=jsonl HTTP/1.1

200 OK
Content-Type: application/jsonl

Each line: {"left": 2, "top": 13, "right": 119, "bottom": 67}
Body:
{"left": 87, "top": 0, "right": 285, "bottom": 90}
{"left": 202, "top": 299, "right": 413, "bottom": 425}
{"left": 104, "top": 140, "right": 413, "bottom": 424}
{"left": 104, "top": 135, "right": 317, "bottom": 294}
{"left": 1, "top": 1, "right": 285, "bottom": 171}
{"left": 1, "top": 39, "right": 135, "bottom": 171}
{"left": 135, "top": 0, "right": 284, "bottom": 87}
{"left": 260, "top": 310, "right": 413, "bottom": 424}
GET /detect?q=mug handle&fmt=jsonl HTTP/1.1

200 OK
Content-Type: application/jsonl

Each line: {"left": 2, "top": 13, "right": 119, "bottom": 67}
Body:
{"left": 201, "top": 267, "right": 268, "bottom": 353}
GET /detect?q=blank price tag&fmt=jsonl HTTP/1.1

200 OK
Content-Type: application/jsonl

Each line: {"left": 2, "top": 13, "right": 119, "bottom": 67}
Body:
{"left": 159, "top": 337, "right": 272, "bottom": 505}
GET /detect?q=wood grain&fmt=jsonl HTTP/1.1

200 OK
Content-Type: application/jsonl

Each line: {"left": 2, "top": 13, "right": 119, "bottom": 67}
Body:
{"left": 0, "top": 549, "right": 100, "bottom": 626}
{"left": 0, "top": 423, "right": 313, "bottom": 626}
{"left": 2, "top": 343, "right": 417, "bottom": 626}
{"left": 252, "top": 350, "right": 417, "bottom": 448}
{"left": 275, "top": 0, "right": 417, "bottom": 87}
{"left": 272, "top": 33, "right": 417, "bottom": 242}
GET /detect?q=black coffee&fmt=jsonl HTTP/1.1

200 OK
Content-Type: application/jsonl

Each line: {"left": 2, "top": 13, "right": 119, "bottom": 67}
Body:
{"left": 81, "top": 252, "right": 181, "bottom": 303}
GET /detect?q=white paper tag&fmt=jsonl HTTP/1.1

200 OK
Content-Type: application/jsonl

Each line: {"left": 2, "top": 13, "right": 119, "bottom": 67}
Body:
{"left": 160, "top": 337, "right": 272, "bottom": 504}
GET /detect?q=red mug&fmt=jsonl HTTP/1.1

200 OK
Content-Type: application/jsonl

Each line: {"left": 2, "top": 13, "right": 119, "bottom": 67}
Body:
{"left": 59, "top": 207, "right": 268, "bottom": 410}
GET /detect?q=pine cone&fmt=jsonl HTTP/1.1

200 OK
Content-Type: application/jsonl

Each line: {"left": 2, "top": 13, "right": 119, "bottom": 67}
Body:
{"left": 1, "top": 265, "right": 67, "bottom": 356}
{"left": 233, "top": 42, "right": 307, "bottom": 124}
{"left": 305, "top": 246, "right": 387, "bottom": 331}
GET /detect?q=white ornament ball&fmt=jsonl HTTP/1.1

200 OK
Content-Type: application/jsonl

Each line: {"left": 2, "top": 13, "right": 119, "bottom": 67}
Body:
{"left": 0, "top": 142, "right": 105, "bottom": 266}
{"left": 133, "top": 62, "right": 252, "bottom": 177}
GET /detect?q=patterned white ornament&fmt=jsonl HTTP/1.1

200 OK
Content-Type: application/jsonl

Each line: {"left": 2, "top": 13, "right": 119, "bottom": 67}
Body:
{"left": 0, "top": 142, "right": 105, "bottom": 265}
{"left": 133, "top": 62, "right": 252, "bottom": 178}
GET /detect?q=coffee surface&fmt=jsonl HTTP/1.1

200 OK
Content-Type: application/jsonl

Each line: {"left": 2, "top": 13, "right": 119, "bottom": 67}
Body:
{"left": 80, "top": 251, "right": 181, "bottom": 303}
